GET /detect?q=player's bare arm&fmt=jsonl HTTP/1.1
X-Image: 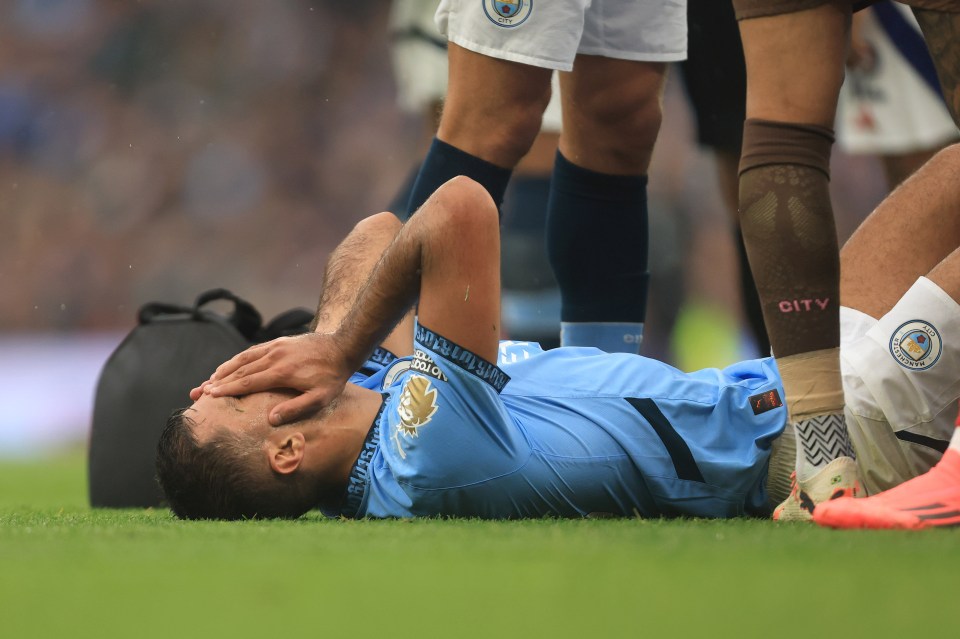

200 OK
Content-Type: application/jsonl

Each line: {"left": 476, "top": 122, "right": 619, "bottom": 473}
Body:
{"left": 312, "top": 212, "right": 408, "bottom": 336}
{"left": 333, "top": 175, "right": 501, "bottom": 368}
{"left": 205, "top": 176, "right": 501, "bottom": 424}
{"left": 407, "top": 176, "right": 501, "bottom": 364}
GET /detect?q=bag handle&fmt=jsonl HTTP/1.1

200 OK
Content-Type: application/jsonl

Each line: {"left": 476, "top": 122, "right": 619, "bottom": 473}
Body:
{"left": 193, "top": 288, "right": 263, "bottom": 341}
{"left": 138, "top": 302, "right": 192, "bottom": 324}
{"left": 258, "top": 307, "right": 314, "bottom": 342}
{"left": 138, "top": 289, "right": 298, "bottom": 343}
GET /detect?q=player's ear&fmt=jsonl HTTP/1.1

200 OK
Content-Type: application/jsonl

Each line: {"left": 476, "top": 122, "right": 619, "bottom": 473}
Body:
{"left": 267, "top": 432, "right": 305, "bottom": 475}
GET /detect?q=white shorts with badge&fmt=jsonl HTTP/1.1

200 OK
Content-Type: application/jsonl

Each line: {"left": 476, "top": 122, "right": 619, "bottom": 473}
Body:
{"left": 391, "top": 0, "right": 563, "bottom": 130}
{"left": 436, "top": 0, "right": 687, "bottom": 71}
{"left": 840, "top": 277, "right": 960, "bottom": 494}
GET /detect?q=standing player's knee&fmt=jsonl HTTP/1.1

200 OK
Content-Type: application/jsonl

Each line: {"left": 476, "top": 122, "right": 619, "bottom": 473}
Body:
{"left": 568, "top": 87, "right": 663, "bottom": 170}
{"left": 618, "top": 96, "right": 663, "bottom": 153}
{"left": 486, "top": 108, "right": 545, "bottom": 162}
{"left": 497, "top": 96, "right": 552, "bottom": 160}
{"left": 440, "top": 90, "right": 549, "bottom": 166}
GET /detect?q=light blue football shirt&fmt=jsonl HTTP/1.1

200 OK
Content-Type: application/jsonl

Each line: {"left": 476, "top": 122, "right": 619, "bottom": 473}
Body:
{"left": 340, "top": 325, "right": 786, "bottom": 519}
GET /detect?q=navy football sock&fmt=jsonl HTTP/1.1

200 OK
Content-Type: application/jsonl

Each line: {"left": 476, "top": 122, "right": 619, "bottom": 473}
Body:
{"left": 405, "top": 138, "right": 513, "bottom": 218}
{"left": 546, "top": 151, "right": 650, "bottom": 353}
{"left": 501, "top": 174, "right": 560, "bottom": 345}
{"left": 501, "top": 173, "right": 556, "bottom": 291}
{"left": 502, "top": 174, "right": 551, "bottom": 234}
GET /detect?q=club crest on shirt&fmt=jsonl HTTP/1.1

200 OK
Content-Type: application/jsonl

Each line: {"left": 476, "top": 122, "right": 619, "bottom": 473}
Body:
{"left": 482, "top": 0, "right": 532, "bottom": 28}
{"left": 396, "top": 375, "right": 440, "bottom": 437}
{"left": 889, "top": 319, "right": 942, "bottom": 371}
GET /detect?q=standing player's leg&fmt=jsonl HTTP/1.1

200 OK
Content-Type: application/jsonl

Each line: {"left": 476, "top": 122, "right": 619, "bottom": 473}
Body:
{"left": 733, "top": 2, "right": 857, "bottom": 519}
{"left": 544, "top": 0, "right": 685, "bottom": 355}
{"left": 813, "top": 143, "right": 960, "bottom": 529}
{"left": 839, "top": 142, "right": 960, "bottom": 493}
{"left": 385, "top": 0, "right": 564, "bottom": 345}
{"left": 840, "top": 145, "right": 960, "bottom": 321}
{"left": 547, "top": 56, "right": 666, "bottom": 353}
{"left": 500, "top": 78, "right": 563, "bottom": 347}
{"left": 405, "top": 42, "right": 552, "bottom": 216}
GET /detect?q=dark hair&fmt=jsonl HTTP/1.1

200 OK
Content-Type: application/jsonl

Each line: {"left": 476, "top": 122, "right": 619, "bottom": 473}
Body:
{"left": 155, "top": 408, "right": 317, "bottom": 520}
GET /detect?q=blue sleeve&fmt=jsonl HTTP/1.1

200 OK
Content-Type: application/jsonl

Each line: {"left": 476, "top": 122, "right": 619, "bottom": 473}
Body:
{"left": 379, "top": 324, "right": 530, "bottom": 491}
{"left": 349, "top": 346, "right": 400, "bottom": 390}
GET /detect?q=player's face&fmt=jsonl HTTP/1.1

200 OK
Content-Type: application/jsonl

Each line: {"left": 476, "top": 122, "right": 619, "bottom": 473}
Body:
{"left": 186, "top": 390, "right": 296, "bottom": 444}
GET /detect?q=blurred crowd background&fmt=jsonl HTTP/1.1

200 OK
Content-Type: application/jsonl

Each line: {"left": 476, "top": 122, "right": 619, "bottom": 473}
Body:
{"left": 1, "top": 0, "right": 890, "bottom": 456}
{"left": 1, "top": 0, "right": 417, "bottom": 331}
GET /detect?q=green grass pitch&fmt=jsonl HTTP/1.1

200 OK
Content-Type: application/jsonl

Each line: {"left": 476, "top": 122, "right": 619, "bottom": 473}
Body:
{"left": 2, "top": 452, "right": 958, "bottom": 638}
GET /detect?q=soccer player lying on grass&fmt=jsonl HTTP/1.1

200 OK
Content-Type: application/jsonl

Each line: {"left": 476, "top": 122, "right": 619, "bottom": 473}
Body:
{"left": 158, "top": 145, "right": 960, "bottom": 522}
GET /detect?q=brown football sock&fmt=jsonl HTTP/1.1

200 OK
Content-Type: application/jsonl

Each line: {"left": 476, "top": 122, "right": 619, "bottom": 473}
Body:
{"left": 739, "top": 119, "right": 850, "bottom": 481}
{"left": 739, "top": 118, "right": 840, "bottom": 359}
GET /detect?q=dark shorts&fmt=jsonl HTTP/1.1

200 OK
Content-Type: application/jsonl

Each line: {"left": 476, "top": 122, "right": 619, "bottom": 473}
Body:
{"left": 733, "top": 0, "right": 959, "bottom": 20}
{"left": 679, "top": 0, "right": 747, "bottom": 153}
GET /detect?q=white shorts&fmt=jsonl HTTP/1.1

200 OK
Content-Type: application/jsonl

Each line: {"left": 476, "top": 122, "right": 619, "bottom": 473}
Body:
{"left": 390, "top": 0, "right": 563, "bottom": 131}
{"left": 836, "top": 4, "right": 959, "bottom": 155}
{"left": 436, "top": 0, "right": 687, "bottom": 72}
{"left": 841, "top": 277, "right": 960, "bottom": 494}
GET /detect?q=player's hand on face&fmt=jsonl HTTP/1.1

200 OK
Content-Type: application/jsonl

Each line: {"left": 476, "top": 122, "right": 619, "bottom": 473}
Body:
{"left": 189, "top": 380, "right": 209, "bottom": 401}
{"left": 195, "top": 333, "right": 354, "bottom": 426}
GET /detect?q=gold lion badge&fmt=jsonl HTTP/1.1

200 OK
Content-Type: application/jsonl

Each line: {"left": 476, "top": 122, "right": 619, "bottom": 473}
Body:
{"left": 396, "top": 375, "right": 439, "bottom": 437}
{"left": 392, "top": 375, "right": 440, "bottom": 460}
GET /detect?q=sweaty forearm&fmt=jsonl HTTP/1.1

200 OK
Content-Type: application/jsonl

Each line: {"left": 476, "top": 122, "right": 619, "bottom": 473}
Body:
{"left": 333, "top": 176, "right": 500, "bottom": 369}
{"left": 334, "top": 213, "right": 434, "bottom": 372}
{"left": 312, "top": 212, "right": 402, "bottom": 333}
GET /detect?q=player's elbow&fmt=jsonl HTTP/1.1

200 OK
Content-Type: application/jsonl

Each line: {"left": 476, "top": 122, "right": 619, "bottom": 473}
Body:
{"left": 354, "top": 211, "right": 403, "bottom": 238}
{"left": 434, "top": 175, "right": 498, "bottom": 229}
